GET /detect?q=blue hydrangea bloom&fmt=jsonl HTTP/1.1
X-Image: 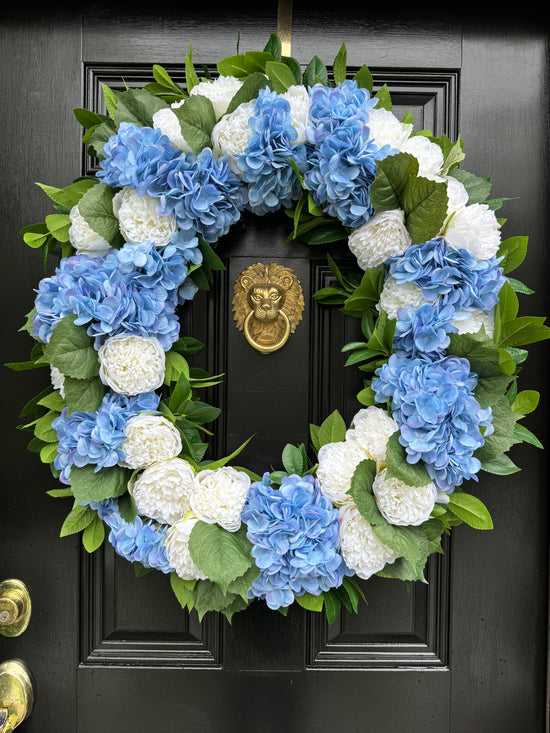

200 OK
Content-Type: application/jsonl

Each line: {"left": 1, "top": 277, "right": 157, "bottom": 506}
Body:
{"left": 307, "top": 80, "right": 377, "bottom": 145}
{"left": 52, "top": 392, "right": 160, "bottom": 484}
{"left": 236, "top": 88, "right": 308, "bottom": 215}
{"left": 241, "top": 473, "right": 349, "bottom": 610}
{"left": 97, "top": 122, "right": 177, "bottom": 195}
{"left": 90, "top": 498, "right": 174, "bottom": 574}
{"left": 394, "top": 302, "right": 458, "bottom": 359}
{"left": 304, "top": 116, "right": 389, "bottom": 228}
{"left": 149, "top": 147, "right": 247, "bottom": 243}
{"left": 372, "top": 354, "right": 494, "bottom": 493}
{"left": 33, "top": 237, "right": 199, "bottom": 350}
{"left": 387, "top": 237, "right": 506, "bottom": 313}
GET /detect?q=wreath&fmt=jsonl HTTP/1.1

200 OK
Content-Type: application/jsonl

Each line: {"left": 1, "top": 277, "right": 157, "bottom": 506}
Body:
{"left": 9, "top": 35, "right": 550, "bottom": 623}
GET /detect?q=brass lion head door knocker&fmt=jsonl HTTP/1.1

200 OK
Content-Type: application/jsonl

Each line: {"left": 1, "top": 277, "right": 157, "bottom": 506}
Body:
{"left": 233, "top": 262, "right": 305, "bottom": 354}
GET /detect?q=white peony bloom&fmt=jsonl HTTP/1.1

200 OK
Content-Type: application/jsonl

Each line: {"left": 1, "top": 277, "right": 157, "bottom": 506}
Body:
{"left": 191, "top": 466, "right": 251, "bottom": 532}
{"left": 68, "top": 205, "right": 111, "bottom": 256}
{"left": 211, "top": 100, "right": 255, "bottom": 174}
{"left": 451, "top": 309, "right": 495, "bottom": 338}
{"left": 132, "top": 457, "right": 196, "bottom": 525}
{"left": 366, "top": 108, "right": 413, "bottom": 151}
{"left": 401, "top": 134, "right": 444, "bottom": 177}
{"left": 113, "top": 188, "right": 177, "bottom": 246}
{"left": 445, "top": 176, "right": 469, "bottom": 215}
{"left": 377, "top": 275, "right": 425, "bottom": 320}
{"left": 338, "top": 501, "right": 400, "bottom": 580}
{"left": 443, "top": 202, "right": 501, "bottom": 260}
{"left": 348, "top": 209, "right": 412, "bottom": 269}
{"left": 372, "top": 468, "right": 437, "bottom": 526}
{"left": 165, "top": 516, "right": 208, "bottom": 581}
{"left": 190, "top": 76, "right": 243, "bottom": 119}
{"left": 120, "top": 415, "right": 182, "bottom": 469}
{"left": 152, "top": 102, "right": 192, "bottom": 152}
{"left": 347, "top": 406, "right": 399, "bottom": 463}
{"left": 98, "top": 335, "right": 165, "bottom": 396}
{"left": 316, "top": 439, "right": 369, "bottom": 506}
{"left": 280, "top": 85, "right": 310, "bottom": 144}
{"left": 50, "top": 366, "right": 65, "bottom": 399}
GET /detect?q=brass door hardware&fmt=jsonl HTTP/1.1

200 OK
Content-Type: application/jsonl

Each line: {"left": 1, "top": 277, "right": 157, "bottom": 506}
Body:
{"left": 233, "top": 263, "right": 304, "bottom": 354}
{"left": 0, "top": 581, "right": 31, "bottom": 638}
{"left": 0, "top": 660, "right": 34, "bottom": 731}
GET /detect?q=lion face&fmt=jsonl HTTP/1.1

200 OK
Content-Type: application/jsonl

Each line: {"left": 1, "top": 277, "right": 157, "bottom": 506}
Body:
{"left": 247, "top": 284, "right": 286, "bottom": 322}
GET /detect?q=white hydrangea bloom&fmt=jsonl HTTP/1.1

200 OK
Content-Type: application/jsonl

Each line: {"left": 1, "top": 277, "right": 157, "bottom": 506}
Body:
{"left": 451, "top": 309, "right": 495, "bottom": 338}
{"left": 165, "top": 517, "right": 208, "bottom": 581}
{"left": 50, "top": 366, "right": 65, "bottom": 399}
{"left": 377, "top": 276, "right": 425, "bottom": 320}
{"left": 338, "top": 501, "right": 400, "bottom": 580}
{"left": 132, "top": 457, "right": 196, "bottom": 525}
{"left": 280, "top": 85, "right": 310, "bottom": 144}
{"left": 372, "top": 468, "right": 437, "bottom": 526}
{"left": 348, "top": 209, "right": 412, "bottom": 269}
{"left": 190, "top": 75, "right": 243, "bottom": 119}
{"left": 69, "top": 205, "right": 111, "bottom": 256}
{"left": 152, "top": 102, "right": 192, "bottom": 152}
{"left": 316, "top": 439, "right": 369, "bottom": 506}
{"left": 445, "top": 176, "right": 469, "bottom": 215}
{"left": 401, "top": 134, "right": 444, "bottom": 177}
{"left": 191, "top": 466, "right": 251, "bottom": 532}
{"left": 211, "top": 100, "right": 255, "bottom": 175}
{"left": 366, "top": 108, "right": 413, "bottom": 151}
{"left": 113, "top": 188, "right": 177, "bottom": 246}
{"left": 98, "top": 335, "right": 165, "bottom": 396}
{"left": 347, "top": 406, "right": 399, "bottom": 463}
{"left": 120, "top": 415, "right": 182, "bottom": 469}
{"left": 443, "top": 202, "right": 501, "bottom": 260}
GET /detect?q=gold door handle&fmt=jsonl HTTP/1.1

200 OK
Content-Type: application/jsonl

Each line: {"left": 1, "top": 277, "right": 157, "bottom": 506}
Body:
{"left": 0, "top": 660, "right": 34, "bottom": 732}
{"left": 0, "top": 581, "right": 31, "bottom": 638}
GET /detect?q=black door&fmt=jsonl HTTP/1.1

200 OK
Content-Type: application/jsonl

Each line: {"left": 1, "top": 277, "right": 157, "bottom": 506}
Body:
{"left": 1, "top": 8, "right": 548, "bottom": 732}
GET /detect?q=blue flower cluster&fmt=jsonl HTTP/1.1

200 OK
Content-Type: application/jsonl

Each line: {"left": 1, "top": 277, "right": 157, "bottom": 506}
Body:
{"left": 90, "top": 498, "right": 174, "bottom": 573}
{"left": 241, "top": 473, "right": 349, "bottom": 610}
{"left": 393, "top": 303, "right": 457, "bottom": 360}
{"left": 52, "top": 392, "right": 159, "bottom": 484}
{"left": 372, "top": 354, "right": 494, "bottom": 493}
{"left": 236, "top": 88, "right": 307, "bottom": 216}
{"left": 304, "top": 80, "right": 390, "bottom": 228}
{"left": 33, "top": 237, "right": 200, "bottom": 350}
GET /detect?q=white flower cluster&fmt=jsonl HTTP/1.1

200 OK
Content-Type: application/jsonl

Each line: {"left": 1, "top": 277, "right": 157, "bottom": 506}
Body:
{"left": 317, "top": 406, "right": 443, "bottom": 580}
{"left": 347, "top": 108, "right": 501, "bottom": 270}
{"left": 113, "top": 187, "right": 177, "bottom": 246}
{"left": 98, "top": 335, "right": 165, "bottom": 396}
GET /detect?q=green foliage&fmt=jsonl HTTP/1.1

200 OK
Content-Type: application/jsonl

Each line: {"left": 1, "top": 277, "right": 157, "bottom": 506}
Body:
{"left": 446, "top": 493, "right": 493, "bottom": 530}
{"left": 332, "top": 42, "right": 347, "bottom": 85}
{"left": 78, "top": 182, "right": 122, "bottom": 245}
{"left": 188, "top": 522, "right": 254, "bottom": 594}
{"left": 69, "top": 464, "right": 131, "bottom": 505}
{"left": 82, "top": 513, "right": 106, "bottom": 552}
{"left": 384, "top": 431, "right": 432, "bottom": 487}
{"left": 172, "top": 94, "right": 217, "bottom": 155}
{"left": 38, "top": 315, "right": 99, "bottom": 380}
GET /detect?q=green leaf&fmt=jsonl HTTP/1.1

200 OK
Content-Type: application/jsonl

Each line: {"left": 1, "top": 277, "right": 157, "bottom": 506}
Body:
{"left": 480, "top": 453, "right": 521, "bottom": 475}
{"left": 447, "top": 493, "right": 493, "bottom": 530}
{"left": 169, "top": 372, "right": 192, "bottom": 413}
{"left": 185, "top": 41, "right": 200, "bottom": 92}
{"left": 295, "top": 592, "right": 324, "bottom": 612}
{"left": 498, "top": 316, "right": 550, "bottom": 348}
{"left": 225, "top": 72, "right": 269, "bottom": 115}
{"left": 370, "top": 152, "right": 419, "bottom": 212}
{"left": 101, "top": 83, "right": 119, "bottom": 117}
{"left": 112, "top": 87, "right": 167, "bottom": 128}
{"left": 513, "top": 423, "right": 543, "bottom": 449}
{"left": 372, "top": 523, "right": 429, "bottom": 580}
{"left": 448, "top": 169, "right": 492, "bottom": 204}
{"left": 302, "top": 56, "right": 328, "bottom": 87}
{"left": 347, "top": 459, "right": 382, "bottom": 524}
{"left": 170, "top": 572, "right": 196, "bottom": 611}
{"left": 45, "top": 214, "right": 71, "bottom": 242}
{"left": 353, "top": 64, "right": 373, "bottom": 92}
{"left": 172, "top": 94, "right": 217, "bottom": 154}
{"left": 498, "top": 236, "right": 528, "bottom": 274}
{"left": 322, "top": 590, "right": 342, "bottom": 625}
{"left": 374, "top": 84, "right": 392, "bottom": 111}
{"left": 263, "top": 33, "right": 282, "bottom": 62}
{"left": 402, "top": 176, "right": 448, "bottom": 244}
{"left": 82, "top": 118, "right": 117, "bottom": 159}
{"left": 82, "top": 514, "right": 106, "bottom": 552}
{"left": 217, "top": 51, "right": 274, "bottom": 79}
{"left": 265, "top": 61, "right": 297, "bottom": 93}
{"left": 318, "top": 410, "right": 347, "bottom": 447}
{"left": 474, "top": 395, "right": 520, "bottom": 462}
{"left": 164, "top": 350, "right": 190, "bottom": 385}
{"left": 40, "top": 442, "right": 58, "bottom": 464}
{"left": 332, "top": 42, "right": 347, "bottom": 85}
{"left": 34, "top": 411, "right": 58, "bottom": 443}
{"left": 356, "top": 385, "right": 376, "bottom": 407}
{"left": 60, "top": 504, "right": 94, "bottom": 537}
{"left": 46, "top": 488, "right": 73, "bottom": 498}
{"left": 36, "top": 179, "right": 98, "bottom": 209}
{"left": 118, "top": 492, "right": 138, "bottom": 524}
{"left": 281, "top": 443, "right": 307, "bottom": 475}
{"left": 384, "top": 431, "right": 432, "bottom": 487}
{"left": 77, "top": 182, "right": 120, "bottom": 244}
{"left": 69, "top": 464, "right": 131, "bottom": 505}
{"left": 188, "top": 523, "right": 254, "bottom": 594}
{"left": 63, "top": 376, "right": 106, "bottom": 414}
{"left": 40, "top": 315, "right": 99, "bottom": 379}
{"left": 511, "top": 390, "right": 540, "bottom": 415}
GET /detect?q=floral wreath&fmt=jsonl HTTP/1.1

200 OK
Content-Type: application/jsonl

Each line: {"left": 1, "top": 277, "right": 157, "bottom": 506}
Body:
{"left": 9, "top": 35, "right": 550, "bottom": 623}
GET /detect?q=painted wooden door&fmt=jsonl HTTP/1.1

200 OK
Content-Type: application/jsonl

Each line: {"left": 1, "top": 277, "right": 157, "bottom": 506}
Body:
{"left": 1, "top": 7, "right": 548, "bottom": 732}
